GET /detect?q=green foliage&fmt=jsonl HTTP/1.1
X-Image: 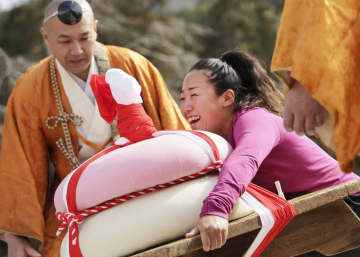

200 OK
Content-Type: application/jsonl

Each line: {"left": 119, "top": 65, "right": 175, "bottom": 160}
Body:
{"left": 0, "top": 0, "right": 282, "bottom": 75}
{"left": 181, "top": 0, "right": 281, "bottom": 66}
{"left": 0, "top": 0, "right": 283, "bottom": 99}
{"left": 103, "top": 0, "right": 168, "bottom": 33}
{"left": 112, "top": 0, "right": 167, "bottom": 18}
{"left": 0, "top": 0, "right": 47, "bottom": 60}
{"left": 268, "top": 0, "right": 285, "bottom": 13}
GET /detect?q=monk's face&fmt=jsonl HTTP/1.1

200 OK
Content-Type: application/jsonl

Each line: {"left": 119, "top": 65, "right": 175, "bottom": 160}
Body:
{"left": 41, "top": 13, "right": 98, "bottom": 81}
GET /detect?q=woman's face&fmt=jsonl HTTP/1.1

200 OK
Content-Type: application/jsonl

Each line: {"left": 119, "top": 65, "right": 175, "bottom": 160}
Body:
{"left": 181, "top": 69, "right": 233, "bottom": 135}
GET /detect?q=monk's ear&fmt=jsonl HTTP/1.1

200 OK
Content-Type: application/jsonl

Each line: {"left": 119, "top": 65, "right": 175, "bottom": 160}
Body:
{"left": 94, "top": 19, "right": 98, "bottom": 32}
{"left": 221, "top": 89, "right": 235, "bottom": 108}
{"left": 93, "top": 19, "right": 98, "bottom": 41}
{"left": 40, "top": 27, "right": 50, "bottom": 48}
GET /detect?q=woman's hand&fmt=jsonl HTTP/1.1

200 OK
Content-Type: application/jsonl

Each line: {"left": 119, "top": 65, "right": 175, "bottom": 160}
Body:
{"left": 185, "top": 215, "right": 229, "bottom": 252}
{"left": 4, "top": 232, "right": 41, "bottom": 257}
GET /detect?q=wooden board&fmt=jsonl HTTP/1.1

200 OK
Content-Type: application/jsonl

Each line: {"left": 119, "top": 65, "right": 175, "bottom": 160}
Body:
{"left": 179, "top": 200, "right": 360, "bottom": 257}
{"left": 262, "top": 200, "right": 360, "bottom": 256}
{"left": 130, "top": 180, "right": 360, "bottom": 257}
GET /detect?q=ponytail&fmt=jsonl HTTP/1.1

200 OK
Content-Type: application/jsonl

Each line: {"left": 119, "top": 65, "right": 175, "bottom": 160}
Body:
{"left": 189, "top": 50, "right": 284, "bottom": 115}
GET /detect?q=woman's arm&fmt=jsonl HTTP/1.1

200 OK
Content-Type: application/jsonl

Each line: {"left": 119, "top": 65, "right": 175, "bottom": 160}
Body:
{"left": 202, "top": 108, "right": 282, "bottom": 219}
{"left": 187, "top": 109, "right": 282, "bottom": 251}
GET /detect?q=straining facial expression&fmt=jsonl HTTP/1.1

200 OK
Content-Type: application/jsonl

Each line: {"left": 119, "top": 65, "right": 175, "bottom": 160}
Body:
{"left": 181, "top": 69, "right": 234, "bottom": 136}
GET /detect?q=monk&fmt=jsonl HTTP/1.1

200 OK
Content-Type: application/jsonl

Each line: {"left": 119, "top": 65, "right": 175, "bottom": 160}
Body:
{"left": 0, "top": 0, "right": 189, "bottom": 256}
{"left": 272, "top": 1, "right": 360, "bottom": 256}
{"left": 271, "top": 0, "right": 360, "bottom": 173}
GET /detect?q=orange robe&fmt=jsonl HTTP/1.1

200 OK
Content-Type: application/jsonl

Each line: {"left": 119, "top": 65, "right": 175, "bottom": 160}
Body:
{"left": 0, "top": 43, "right": 189, "bottom": 256}
{"left": 271, "top": 0, "right": 360, "bottom": 172}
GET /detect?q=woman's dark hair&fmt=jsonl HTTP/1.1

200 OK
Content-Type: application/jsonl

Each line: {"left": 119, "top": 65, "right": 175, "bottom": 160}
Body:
{"left": 188, "top": 51, "right": 284, "bottom": 115}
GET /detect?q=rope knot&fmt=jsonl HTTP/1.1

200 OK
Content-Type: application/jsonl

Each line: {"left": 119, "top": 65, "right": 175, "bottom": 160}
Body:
{"left": 56, "top": 211, "right": 85, "bottom": 236}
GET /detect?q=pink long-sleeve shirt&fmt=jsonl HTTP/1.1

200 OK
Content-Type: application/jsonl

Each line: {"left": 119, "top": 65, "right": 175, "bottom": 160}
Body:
{"left": 200, "top": 107, "right": 359, "bottom": 219}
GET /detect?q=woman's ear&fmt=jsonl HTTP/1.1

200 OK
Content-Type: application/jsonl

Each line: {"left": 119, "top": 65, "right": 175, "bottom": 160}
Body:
{"left": 222, "top": 89, "right": 235, "bottom": 108}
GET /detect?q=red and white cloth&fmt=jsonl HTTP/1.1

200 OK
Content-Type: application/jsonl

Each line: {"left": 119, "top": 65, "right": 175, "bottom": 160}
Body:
{"left": 243, "top": 183, "right": 296, "bottom": 257}
{"left": 90, "top": 69, "right": 156, "bottom": 143}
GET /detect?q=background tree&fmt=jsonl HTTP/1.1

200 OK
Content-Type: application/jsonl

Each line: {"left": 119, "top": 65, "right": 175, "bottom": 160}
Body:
{"left": 177, "top": 0, "right": 280, "bottom": 64}
{"left": 0, "top": 0, "right": 283, "bottom": 144}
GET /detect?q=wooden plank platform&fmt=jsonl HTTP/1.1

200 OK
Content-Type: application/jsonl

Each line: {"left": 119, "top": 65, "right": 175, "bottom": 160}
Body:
{"left": 130, "top": 180, "right": 360, "bottom": 257}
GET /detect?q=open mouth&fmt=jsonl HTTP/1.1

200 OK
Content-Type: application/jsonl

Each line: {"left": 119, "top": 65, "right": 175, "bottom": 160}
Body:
{"left": 69, "top": 59, "right": 85, "bottom": 64}
{"left": 188, "top": 115, "right": 200, "bottom": 126}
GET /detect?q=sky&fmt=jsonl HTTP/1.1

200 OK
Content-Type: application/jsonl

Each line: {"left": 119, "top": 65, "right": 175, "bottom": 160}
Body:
{"left": 0, "top": 0, "right": 28, "bottom": 11}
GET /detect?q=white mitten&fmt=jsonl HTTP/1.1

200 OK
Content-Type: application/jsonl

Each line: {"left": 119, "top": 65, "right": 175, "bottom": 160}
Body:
{"left": 105, "top": 68, "right": 143, "bottom": 105}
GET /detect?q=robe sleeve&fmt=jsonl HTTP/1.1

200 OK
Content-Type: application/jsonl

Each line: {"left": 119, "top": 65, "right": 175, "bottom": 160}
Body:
{"left": 271, "top": 0, "right": 360, "bottom": 172}
{"left": 106, "top": 46, "right": 190, "bottom": 131}
{"left": 0, "top": 79, "right": 49, "bottom": 244}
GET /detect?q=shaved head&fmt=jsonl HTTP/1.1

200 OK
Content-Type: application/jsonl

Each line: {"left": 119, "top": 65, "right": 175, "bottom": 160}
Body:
{"left": 40, "top": 0, "right": 98, "bottom": 80}
{"left": 43, "top": 0, "right": 94, "bottom": 26}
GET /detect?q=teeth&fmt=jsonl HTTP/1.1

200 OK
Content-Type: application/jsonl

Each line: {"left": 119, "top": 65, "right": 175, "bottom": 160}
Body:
{"left": 188, "top": 116, "right": 200, "bottom": 123}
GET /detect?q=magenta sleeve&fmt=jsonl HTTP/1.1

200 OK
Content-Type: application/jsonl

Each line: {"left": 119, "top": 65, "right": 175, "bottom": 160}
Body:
{"left": 200, "top": 108, "right": 281, "bottom": 219}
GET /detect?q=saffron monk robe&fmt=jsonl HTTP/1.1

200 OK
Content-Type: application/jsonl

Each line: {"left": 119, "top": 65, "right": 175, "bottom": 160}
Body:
{"left": 272, "top": 1, "right": 360, "bottom": 256}
{"left": 271, "top": 0, "right": 360, "bottom": 173}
